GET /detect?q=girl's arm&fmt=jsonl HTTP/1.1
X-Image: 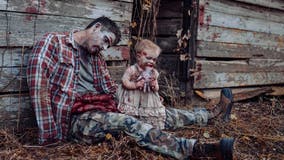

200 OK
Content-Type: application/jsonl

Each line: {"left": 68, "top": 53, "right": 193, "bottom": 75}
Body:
{"left": 122, "top": 65, "right": 144, "bottom": 90}
{"left": 150, "top": 69, "right": 159, "bottom": 92}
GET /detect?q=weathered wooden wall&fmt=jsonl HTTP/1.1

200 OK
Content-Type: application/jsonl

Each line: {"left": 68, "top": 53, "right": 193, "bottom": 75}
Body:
{"left": 194, "top": 0, "right": 284, "bottom": 91}
{"left": 0, "top": 0, "right": 133, "bottom": 129}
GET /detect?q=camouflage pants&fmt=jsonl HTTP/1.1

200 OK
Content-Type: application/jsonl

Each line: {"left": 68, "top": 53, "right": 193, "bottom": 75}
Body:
{"left": 70, "top": 107, "right": 208, "bottom": 159}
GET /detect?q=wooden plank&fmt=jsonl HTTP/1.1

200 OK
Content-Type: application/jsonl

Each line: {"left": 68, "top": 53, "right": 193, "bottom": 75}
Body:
{"left": 195, "top": 87, "right": 272, "bottom": 100}
{"left": 195, "top": 59, "right": 284, "bottom": 73}
{"left": 0, "top": 46, "right": 129, "bottom": 68}
{"left": 157, "top": 18, "right": 182, "bottom": 36}
{"left": 156, "top": 37, "right": 178, "bottom": 53}
{"left": 234, "top": 0, "right": 284, "bottom": 11}
{"left": 0, "top": 67, "right": 28, "bottom": 92}
{"left": 0, "top": 12, "right": 36, "bottom": 47}
{"left": 0, "top": 117, "right": 36, "bottom": 129}
{"left": 269, "top": 86, "right": 284, "bottom": 96}
{"left": 1, "top": 0, "right": 133, "bottom": 22}
{"left": 108, "top": 66, "right": 127, "bottom": 83}
{"left": 0, "top": 48, "right": 30, "bottom": 67}
{"left": 197, "top": 25, "right": 284, "bottom": 50}
{"left": 200, "top": 0, "right": 284, "bottom": 24}
{"left": 194, "top": 71, "right": 284, "bottom": 89}
{"left": 202, "top": 9, "right": 284, "bottom": 35}
{"left": 120, "top": 0, "right": 133, "bottom": 2}
{"left": 35, "top": 14, "right": 130, "bottom": 46}
{"left": 193, "top": 60, "right": 284, "bottom": 88}
{"left": 0, "top": 12, "right": 130, "bottom": 47}
{"left": 102, "top": 46, "right": 130, "bottom": 61}
{"left": 0, "top": 0, "right": 5, "bottom": 10}
{"left": 157, "top": 54, "right": 179, "bottom": 74}
{"left": 0, "top": 66, "right": 125, "bottom": 93}
{"left": 0, "top": 94, "right": 33, "bottom": 120}
{"left": 0, "top": 62, "right": 127, "bottom": 93}
{"left": 196, "top": 87, "right": 273, "bottom": 105}
{"left": 0, "top": 94, "right": 36, "bottom": 129}
{"left": 197, "top": 41, "right": 284, "bottom": 59}
{"left": 158, "top": 0, "right": 182, "bottom": 18}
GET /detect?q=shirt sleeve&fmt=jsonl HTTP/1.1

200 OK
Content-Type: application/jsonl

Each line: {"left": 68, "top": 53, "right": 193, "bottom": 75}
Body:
{"left": 26, "top": 33, "right": 58, "bottom": 144}
{"left": 98, "top": 55, "right": 118, "bottom": 96}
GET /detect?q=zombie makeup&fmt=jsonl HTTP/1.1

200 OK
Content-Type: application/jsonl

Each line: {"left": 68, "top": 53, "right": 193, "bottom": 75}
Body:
{"left": 137, "top": 50, "right": 159, "bottom": 69}
{"left": 87, "top": 26, "right": 116, "bottom": 54}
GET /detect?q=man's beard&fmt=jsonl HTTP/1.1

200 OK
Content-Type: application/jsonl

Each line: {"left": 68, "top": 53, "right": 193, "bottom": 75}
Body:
{"left": 89, "top": 45, "right": 101, "bottom": 55}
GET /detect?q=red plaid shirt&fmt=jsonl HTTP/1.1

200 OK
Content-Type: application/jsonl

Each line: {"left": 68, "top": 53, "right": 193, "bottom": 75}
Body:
{"left": 27, "top": 31, "right": 117, "bottom": 145}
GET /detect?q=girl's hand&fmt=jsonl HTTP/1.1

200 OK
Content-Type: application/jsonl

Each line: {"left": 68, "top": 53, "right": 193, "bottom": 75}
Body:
{"left": 135, "top": 79, "right": 145, "bottom": 90}
{"left": 150, "top": 79, "right": 157, "bottom": 90}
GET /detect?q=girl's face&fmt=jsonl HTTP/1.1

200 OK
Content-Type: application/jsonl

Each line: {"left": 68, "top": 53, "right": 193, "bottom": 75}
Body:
{"left": 86, "top": 23, "right": 116, "bottom": 54}
{"left": 137, "top": 49, "right": 159, "bottom": 69}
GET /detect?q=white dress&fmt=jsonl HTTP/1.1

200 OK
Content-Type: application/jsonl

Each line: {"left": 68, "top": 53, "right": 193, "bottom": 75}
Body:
{"left": 117, "top": 64, "right": 166, "bottom": 129}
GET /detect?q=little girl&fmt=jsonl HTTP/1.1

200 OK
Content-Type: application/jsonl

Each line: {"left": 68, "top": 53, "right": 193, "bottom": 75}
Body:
{"left": 117, "top": 39, "right": 166, "bottom": 129}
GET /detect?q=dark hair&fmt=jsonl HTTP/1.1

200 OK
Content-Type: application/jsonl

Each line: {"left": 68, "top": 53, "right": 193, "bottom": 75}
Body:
{"left": 86, "top": 16, "right": 121, "bottom": 45}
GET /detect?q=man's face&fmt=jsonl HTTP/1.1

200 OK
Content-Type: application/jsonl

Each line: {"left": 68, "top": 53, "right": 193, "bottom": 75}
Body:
{"left": 137, "top": 49, "right": 159, "bottom": 69}
{"left": 86, "top": 24, "right": 116, "bottom": 54}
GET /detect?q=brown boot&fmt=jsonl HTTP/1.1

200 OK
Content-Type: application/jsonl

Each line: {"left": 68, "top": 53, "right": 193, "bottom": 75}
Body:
{"left": 208, "top": 88, "right": 233, "bottom": 122}
{"left": 191, "top": 138, "right": 235, "bottom": 160}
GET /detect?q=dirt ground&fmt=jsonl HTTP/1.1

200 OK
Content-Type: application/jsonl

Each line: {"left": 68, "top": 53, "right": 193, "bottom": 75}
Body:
{"left": 0, "top": 96, "right": 283, "bottom": 160}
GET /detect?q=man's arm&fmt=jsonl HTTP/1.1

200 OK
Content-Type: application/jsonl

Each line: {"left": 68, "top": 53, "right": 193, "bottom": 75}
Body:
{"left": 26, "top": 34, "right": 57, "bottom": 145}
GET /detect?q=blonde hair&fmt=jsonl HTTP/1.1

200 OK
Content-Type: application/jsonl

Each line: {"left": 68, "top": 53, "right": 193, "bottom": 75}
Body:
{"left": 134, "top": 39, "right": 161, "bottom": 55}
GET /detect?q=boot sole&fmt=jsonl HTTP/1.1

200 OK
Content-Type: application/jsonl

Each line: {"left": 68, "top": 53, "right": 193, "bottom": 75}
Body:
{"left": 220, "top": 138, "right": 235, "bottom": 160}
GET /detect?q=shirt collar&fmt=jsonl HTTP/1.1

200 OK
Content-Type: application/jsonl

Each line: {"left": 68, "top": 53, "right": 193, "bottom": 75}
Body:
{"left": 66, "top": 29, "right": 80, "bottom": 50}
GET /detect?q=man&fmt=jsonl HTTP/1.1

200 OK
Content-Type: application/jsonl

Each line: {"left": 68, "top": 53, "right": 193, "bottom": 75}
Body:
{"left": 27, "top": 16, "right": 234, "bottom": 160}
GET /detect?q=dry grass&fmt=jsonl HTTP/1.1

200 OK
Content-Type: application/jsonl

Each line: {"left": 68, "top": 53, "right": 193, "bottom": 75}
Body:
{"left": 0, "top": 97, "right": 283, "bottom": 160}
